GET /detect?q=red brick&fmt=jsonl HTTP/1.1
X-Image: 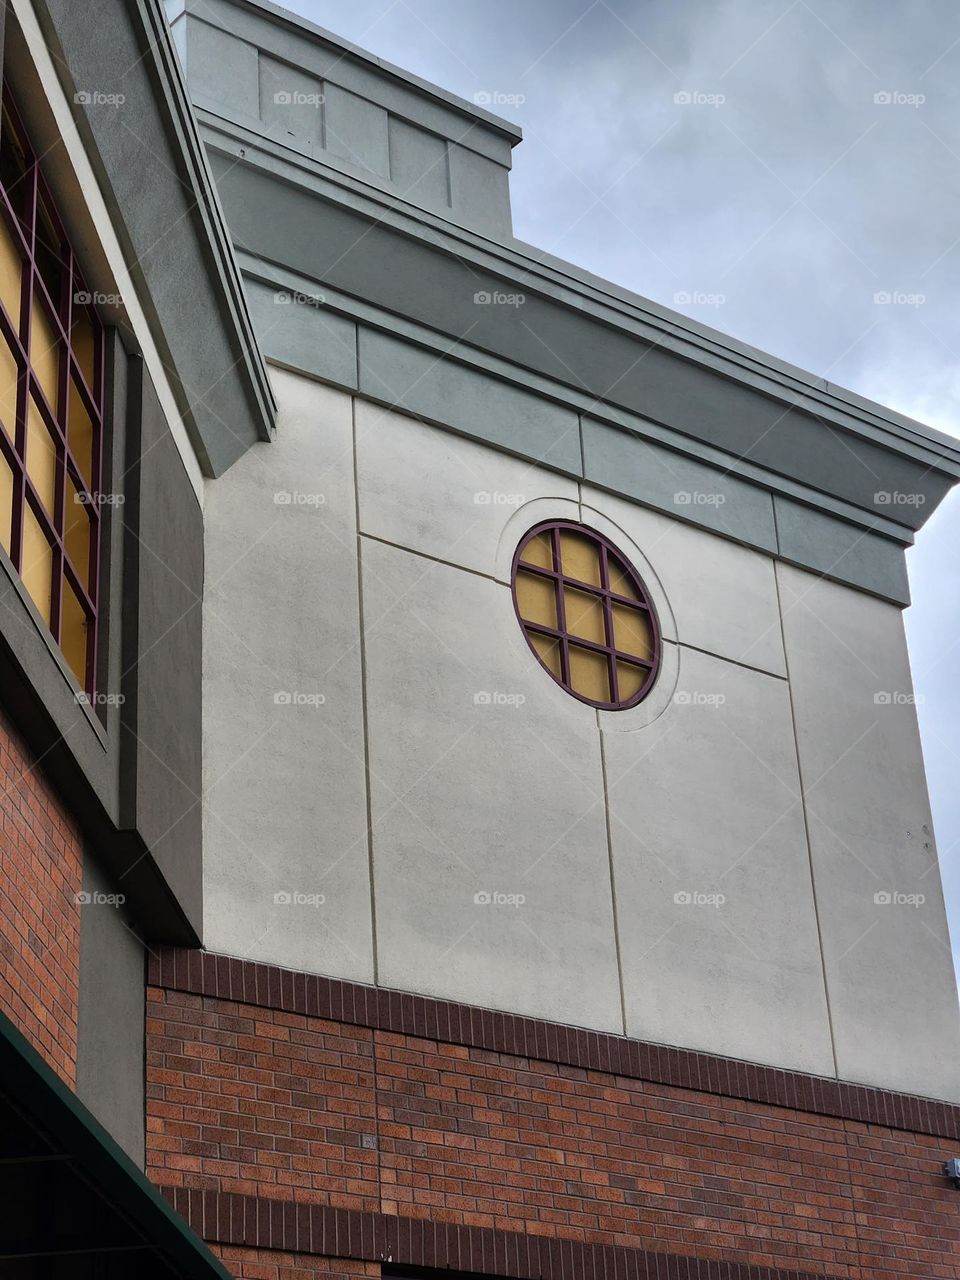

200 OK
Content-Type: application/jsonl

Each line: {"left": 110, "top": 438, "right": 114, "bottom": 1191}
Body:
{"left": 146, "top": 986, "right": 960, "bottom": 1279}
{"left": 0, "top": 710, "right": 82, "bottom": 1086}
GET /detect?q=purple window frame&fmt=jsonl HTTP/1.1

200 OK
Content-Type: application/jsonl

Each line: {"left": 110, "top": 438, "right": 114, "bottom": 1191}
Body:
{"left": 0, "top": 88, "right": 104, "bottom": 695}
{"left": 511, "top": 520, "right": 662, "bottom": 711}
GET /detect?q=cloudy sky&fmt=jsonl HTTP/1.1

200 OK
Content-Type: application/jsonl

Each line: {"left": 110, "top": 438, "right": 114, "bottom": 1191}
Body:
{"left": 277, "top": 0, "right": 960, "bottom": 974}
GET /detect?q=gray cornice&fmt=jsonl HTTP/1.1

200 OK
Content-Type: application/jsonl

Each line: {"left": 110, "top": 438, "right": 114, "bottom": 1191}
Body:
{"left": 197, "top": 109, "right": 960, "bottom": 508}
{"left": 234, "top": 247, "right": 916, "bottom": 549}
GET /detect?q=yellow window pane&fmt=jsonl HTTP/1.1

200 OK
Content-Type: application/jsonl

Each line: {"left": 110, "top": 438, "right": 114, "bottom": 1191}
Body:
{"left": 60, "top": 573, "right": 88, "bottom": 688}
{"left": 559, "top": 529, "right": 601, "bottom": 585}
{"left": 519, "top": 529, "right": 553, "bottom": 570}
{"left": 528, "top": 631, "right": 561, "bottom": 680}
{"left": 26, "top": 397, "right": 58, "bottom": 514}
{"left": 617, "top": 661, "right": 648, "bottom": 702}
{"left": 0, "top": 212, "right": 22, "bottom": 330}
{"left": 67, "top": 376, "right": 94, "bottom": 492}
{"left": 30, "top": 294, "right": 61, "bottom": 412}
{"left": 0, "top": 449, "right": 12, "bottom": 556}
{"left": 563, "top": 585, "right": 606, "bottom": 645}
{"left": 21, "top": 502, "right": 53, "bottom": 625}
{"left": 0, "top": 331, "right": 18, "bottom": 432}
{"left": 515, "top": 569, "right": 557, "bottom": 629}
{"left": 608, "top": 554, "right": 640, "bottom": 600}
{"left": 65, "top": 474, "right": 91, "bottom": 588}
{"left": 613, "top": 602, "right": 654, "bottom": 661}
{"left": 569, "top": 643, "right": 610, "bottom": 703}
{"left": 71, "top": 304, "right": 96, "bottom": 393}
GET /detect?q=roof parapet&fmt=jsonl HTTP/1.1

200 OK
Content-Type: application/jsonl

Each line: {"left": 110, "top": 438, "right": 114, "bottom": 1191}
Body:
{"left": 166, "top": 0, "right": 521, "bottom": 241}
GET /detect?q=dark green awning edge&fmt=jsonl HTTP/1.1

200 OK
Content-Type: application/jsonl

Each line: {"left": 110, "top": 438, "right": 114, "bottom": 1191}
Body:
{"left": 0, "top": 1008, "right": 232, "bottom": 1278}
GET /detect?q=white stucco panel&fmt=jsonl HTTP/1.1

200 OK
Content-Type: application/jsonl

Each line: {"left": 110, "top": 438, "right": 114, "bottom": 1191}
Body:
{"left": 583, "top": 488, "right": 786, "bottom": 677}
{"left": 778, "top": 564, "right": 960, "bottom": 1102}
{"left": 361, "top": 536, "right": 623, "bottom": 1031}
{"left": 202, "top": 371, "right": 374, "bottom": 980}
{"left": 606, "top": 646, "right": 835, "bottom": 1076}
{"left": 355, "top": 399, "right": 579, "bottom": 577}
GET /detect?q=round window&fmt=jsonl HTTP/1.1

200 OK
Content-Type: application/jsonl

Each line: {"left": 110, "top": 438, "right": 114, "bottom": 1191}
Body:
{"left": 512, "top": 521, "right": 661, "bottom": 709}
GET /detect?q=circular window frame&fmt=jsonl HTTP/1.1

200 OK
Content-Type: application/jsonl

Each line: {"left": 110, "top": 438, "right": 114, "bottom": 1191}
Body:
{"left": 511, "top": 519, "right": 662, "bottom": 711}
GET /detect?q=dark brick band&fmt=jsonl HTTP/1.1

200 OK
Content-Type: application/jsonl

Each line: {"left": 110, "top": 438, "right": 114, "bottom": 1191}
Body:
{"left": 160, "top": 1187, "right": 837, "bottom": 1280}
{"left": 148, "top": 946, "right": 960, "bottom": 1141}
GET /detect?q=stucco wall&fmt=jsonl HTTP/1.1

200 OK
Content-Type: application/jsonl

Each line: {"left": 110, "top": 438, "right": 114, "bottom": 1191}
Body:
{"left": 202, "top": 367, "right": 960, "bottom": 1101}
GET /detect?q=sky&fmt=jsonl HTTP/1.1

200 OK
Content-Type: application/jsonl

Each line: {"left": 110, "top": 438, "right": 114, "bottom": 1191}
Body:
{"left": 274, "top": 0, "right": 960, "bottom": 976}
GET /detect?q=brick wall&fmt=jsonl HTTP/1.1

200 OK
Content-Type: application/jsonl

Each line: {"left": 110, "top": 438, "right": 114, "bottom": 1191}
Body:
{"left": 146, "top": 984, "right": 960, "bottom": 1280}
{"left": 0, "top": 708, "right": 83, "bottom": 1085}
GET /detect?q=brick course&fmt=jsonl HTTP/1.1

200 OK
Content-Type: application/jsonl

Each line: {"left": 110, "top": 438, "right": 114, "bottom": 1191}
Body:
{"left": 211, "top": 1245, "right": 379, "bottom": 1280}
{"left": 147, "top": 948, "right": 960, "bottom": 1142}
{"left": 147, "top": 985, "right": 960, "bottom": 1279}
{"left": 0, "top": 708, "right": 83, "bottom": 1085}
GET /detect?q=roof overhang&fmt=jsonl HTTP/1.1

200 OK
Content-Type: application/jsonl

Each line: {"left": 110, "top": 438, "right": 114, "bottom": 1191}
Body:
{"left": 0, "top": 1012, "right": 230, "bottom": 1278}
{"left": 14, "top": 0, "right": 276, "bottom": 477}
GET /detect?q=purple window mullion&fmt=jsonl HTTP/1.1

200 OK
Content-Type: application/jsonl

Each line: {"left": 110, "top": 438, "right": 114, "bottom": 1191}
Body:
{"left": 10, "top": 162, "right": 39, "bottom": 578}
{"left": 551, "top": 525, "right": 570, "bottom": 686}
{"left": 8, "top": 323, "right": 25, "bottom": 574}
{"left": 49, "top": 246, "right": 72, "bottom": 646}
{"left": 598, "top": 542, "right": 619, "bottom": 705}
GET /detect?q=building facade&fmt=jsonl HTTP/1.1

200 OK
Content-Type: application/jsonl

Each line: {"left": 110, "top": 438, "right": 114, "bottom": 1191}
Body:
{"left": 2, "top": 0, "right": 960, "bottom": 1276}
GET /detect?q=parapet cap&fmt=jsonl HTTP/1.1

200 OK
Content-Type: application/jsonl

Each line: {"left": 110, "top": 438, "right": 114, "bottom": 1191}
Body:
{"left": 174, "top": 0, "right": 525, "bottom": 143}
{"left": 165, "top": 0, "right": 521, "bottom": 239}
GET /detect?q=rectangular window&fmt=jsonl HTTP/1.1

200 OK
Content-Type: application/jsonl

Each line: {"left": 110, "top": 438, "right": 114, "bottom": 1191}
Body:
{"left": 0, "top": 90, "right": 103, "bottom": 694}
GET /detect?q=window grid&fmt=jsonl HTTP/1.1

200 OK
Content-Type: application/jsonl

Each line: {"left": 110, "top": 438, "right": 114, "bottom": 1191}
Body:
{"left": 0, "top": 89, "right": 104, "bottom": 694}
{"left": 512, "top": 521, "right": 661, "bottom": 710}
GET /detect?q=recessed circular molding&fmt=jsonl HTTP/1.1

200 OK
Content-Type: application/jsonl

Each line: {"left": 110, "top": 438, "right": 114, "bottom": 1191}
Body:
{"left": 511, "top": 520, "right": 664, "bottom": 711}
{"left": 495, "top": 496, "right": 680, "bottom": 732}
